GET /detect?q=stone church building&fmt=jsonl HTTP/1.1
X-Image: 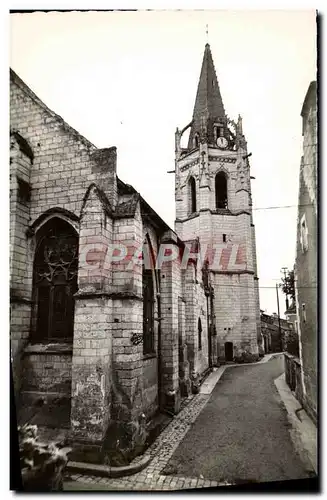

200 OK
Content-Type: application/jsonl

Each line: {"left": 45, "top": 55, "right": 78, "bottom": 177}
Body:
{"left": 10, "top": 44, "right": 262, "bottom": 456}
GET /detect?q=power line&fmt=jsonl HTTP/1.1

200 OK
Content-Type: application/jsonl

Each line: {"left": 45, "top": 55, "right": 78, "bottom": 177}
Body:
{"left": 251, "top": 202, "right": 314, "bottom": 212}
{"left": 215, "top": 286, "right": 317, "bottom": 289}
{"left": 86, "top": 202, "right": 315, "bottom": 216}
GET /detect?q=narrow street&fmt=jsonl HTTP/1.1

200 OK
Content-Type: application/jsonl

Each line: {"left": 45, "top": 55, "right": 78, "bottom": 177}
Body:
{"left": 162, "top": 355, "right": 311, "bottom": 484}
{"left": 65, "top": 355, "right": 314, "bottom": 490}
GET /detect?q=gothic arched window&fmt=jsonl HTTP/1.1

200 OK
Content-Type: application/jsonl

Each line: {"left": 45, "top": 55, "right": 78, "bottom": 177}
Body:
{"left": 213, "top": 125, "right": 219, "bottom": 142}
{"left": 193, "top": 133, "right": 200, "bottom": 149}
{"left": 189, "top": 176, "right": 197, "bottom": 214}
{"left": 32, "top": 218, "right": 78, "bottom": 343}
{"left": 142, "top": 237, "right": 156, "bottom": 355}
{"left": 198, "top": 317, "right": 202, "bottom": 350}
{"left": 215, "top": 171, "right": 228, "bottom": 209}
{"left": 143, "top": 268, "right": 155, "bottom": 355}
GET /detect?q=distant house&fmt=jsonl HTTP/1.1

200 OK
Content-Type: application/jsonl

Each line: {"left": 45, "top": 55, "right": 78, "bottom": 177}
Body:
{"left": 293, "top": 81, "right": 317, "bottom": 424}
{"left": 285, "top": 297, "right": 298, "bottom": 334}
{"left": 260, "top": 311, "right": 293, "bottom": 354}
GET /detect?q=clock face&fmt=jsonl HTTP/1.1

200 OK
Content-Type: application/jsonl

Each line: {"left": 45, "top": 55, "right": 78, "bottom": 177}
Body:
{"left": 217, "top": 137, "right": 228, "bottom": 149}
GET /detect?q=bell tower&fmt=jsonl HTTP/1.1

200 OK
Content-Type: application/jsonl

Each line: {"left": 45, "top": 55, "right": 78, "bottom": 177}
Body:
{"left": 175, "top": 44, "right": 263, "bottom": 361}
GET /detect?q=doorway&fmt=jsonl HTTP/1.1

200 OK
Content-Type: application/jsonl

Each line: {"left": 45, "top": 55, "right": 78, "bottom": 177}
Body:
{"left": 225, "top": 342, "right": 234, "bottom": 362}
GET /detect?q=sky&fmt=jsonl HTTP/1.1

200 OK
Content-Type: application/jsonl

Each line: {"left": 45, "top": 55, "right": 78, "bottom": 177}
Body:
{"left": 9, "top": 9, "right": 317, "bottom": 316}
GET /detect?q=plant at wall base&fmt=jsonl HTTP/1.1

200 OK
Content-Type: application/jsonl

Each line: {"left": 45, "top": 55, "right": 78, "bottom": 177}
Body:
{"left": 102, "top": 374, "right": 148, "bottom": 466}
{"left": 18, "top": 424, "right": 71, "bottom": 491}
{"left": 103, "top": 413, "right": 148, "bottom": 467}
{"left": 191, "top": 372, "right": 200, "bottom": 394}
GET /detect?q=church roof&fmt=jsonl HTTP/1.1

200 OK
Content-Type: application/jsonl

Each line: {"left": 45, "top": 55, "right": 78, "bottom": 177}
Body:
{"left": 188, "top": 43, "right": 226, "bottom": 149}
{"left": 10, "top": 68, "right": 185, "bottom": 249}
{"left": 10, "top": 68, "right": 97, "bottom": 152}
{"left": 301, "top": 80, "right": 317, "bottom": 118}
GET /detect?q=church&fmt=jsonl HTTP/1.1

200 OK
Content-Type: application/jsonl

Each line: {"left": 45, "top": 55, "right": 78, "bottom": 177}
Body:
{"left": 10, "top": 43, "right": 263, "bottom": 458}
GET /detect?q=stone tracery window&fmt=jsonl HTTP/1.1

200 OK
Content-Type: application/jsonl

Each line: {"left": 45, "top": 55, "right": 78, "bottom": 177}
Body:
{"left": 33, "top": 218, "right": 78, "bottom": 343}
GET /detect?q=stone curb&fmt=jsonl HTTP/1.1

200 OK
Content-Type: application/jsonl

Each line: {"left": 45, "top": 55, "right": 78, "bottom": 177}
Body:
{"left": 67, "top": 454, "right": 152, "bottom": 478}
{"left": 274, "top": 373, "right": 317, "bottom": 474}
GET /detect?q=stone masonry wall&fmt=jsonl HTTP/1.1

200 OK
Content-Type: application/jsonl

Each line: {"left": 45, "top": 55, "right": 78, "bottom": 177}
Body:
{"left": 175, "top": 139, "right": 260, "bottom": 361}
{"left": 10, "top": 74, "right": 119, "bottom": 412}
{"left": 193, "top": 280, "right": 209, "bottom": 376}
{"left": 70, "top": 186, "right": 113, "bottom": 444}
{"left": 141, "top": 222, "right": 160, "bottom": 417}
{"left": 159, "top": 232, "right": 181, "bottom": 413}
{"left": 10, "top": 137, "right": 33, "bottom": 395}
{"left": 71, "top": 296, "right": 112, "bottom": 444}
{"left": 183, "top": 263, "right": 209, "bottom": 387}
{"left": 295, "top": 84, "right": 317, "bottom": 422}
{"left": 10, "top": 75, "right": 102, "bottom": 227}
{"left": 110, "top": 203, "right": 148, "bottom": 450}
{"left": 22, "top": 350, "right": 72, "bottom": 395}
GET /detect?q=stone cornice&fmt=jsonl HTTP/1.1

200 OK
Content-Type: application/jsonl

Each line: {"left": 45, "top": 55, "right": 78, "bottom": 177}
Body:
{"left": 74, "top": 290, "right": 143, "bottom": 301}
{"left": 175, "top": 207, "right": 251, "bottom": 223}
{"left": 179, "top": 158, "right": 199, "bottom": 173}
{"left": 208, "top": 155, "right": 237, "bottom": 163}
{"left": 212, "top": 270, "right": 255, "bottom": 276}
{"left": 23, "top": 343, "right": 73, "bottom": 355}
{"left": 175, "top": 212, "right": 200, "bottom": 223}
{"left": 10, "top": 292, "right": 32, "bottom": 305}
{"left": 210, "top": 208, "right": 251, "bottom": 216}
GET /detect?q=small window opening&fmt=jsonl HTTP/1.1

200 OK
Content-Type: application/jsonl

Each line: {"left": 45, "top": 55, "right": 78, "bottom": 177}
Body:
{"left": 17, "top": 177, "right": 31, "bottom": 203}
{"left": 215, "top": 172, "right": 228, "bottom": 209}
{"left": 189, "top": 176, "right": 197, "bottom": 213}
{"left": 223, "top": 234, "right": 226, "bottom": 243}
{"left": 193, "top": 133, "right": 200, "bottom": 149}
{"left": 198, "top": 317, "right": 202, "bottom": 350}
{"left": 225, "top": 342, "right": 233, "bottom": 362}
{"left": 143, "top": 268, "right": 155, "bottom": 355}
{"left": 302, "top": 303, "right": 306, "bottom": 323}
{"left": 300, "top": 215, "right": 308, "bottom": 252}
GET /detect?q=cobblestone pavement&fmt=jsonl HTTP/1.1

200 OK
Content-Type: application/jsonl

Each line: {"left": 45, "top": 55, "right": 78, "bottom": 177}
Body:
{"left": 64, "top": 394, "right": 231, "bottom": 490}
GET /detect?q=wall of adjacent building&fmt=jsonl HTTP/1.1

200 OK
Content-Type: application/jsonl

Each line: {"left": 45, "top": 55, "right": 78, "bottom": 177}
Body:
{"left": 295, "top": 82, "right": 317, "bottom": 423}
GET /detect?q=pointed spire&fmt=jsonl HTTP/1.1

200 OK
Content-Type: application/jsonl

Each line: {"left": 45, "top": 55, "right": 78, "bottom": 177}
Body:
{"left": 188, "top": 44, "right": 226, "bottom": 149}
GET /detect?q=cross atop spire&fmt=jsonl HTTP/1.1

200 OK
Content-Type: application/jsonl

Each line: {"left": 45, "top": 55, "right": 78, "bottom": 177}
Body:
{"left": 188, "top": 43, "right": 226, "bottom": 149}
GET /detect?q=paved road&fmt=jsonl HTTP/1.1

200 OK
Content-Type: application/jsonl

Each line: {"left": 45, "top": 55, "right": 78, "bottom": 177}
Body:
{"left": 162, "top": 355, "right": 311, "bottom": 484}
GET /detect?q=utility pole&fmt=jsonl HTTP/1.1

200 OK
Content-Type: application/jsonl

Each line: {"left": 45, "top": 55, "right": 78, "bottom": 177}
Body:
{"left": 276, "top": 284, "right": 282, "bottom": 351}
{"left": 281, "top": 267, "right": 289, "bottom": 311}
